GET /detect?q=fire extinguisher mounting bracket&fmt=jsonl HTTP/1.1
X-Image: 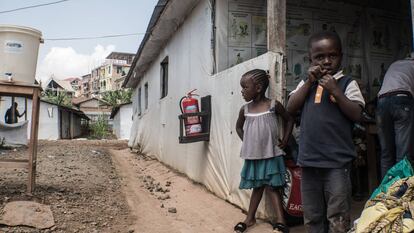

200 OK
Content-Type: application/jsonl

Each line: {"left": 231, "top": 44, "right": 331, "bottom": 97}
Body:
{"left": 178, "top": 95, "right": 211, "bottom": 144}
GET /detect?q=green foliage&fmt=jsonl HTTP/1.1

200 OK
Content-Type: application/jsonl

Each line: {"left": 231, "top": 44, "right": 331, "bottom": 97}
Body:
{"left": 102, "top": 89, "right": 132, "bottom": 107}
{"left": 42, "top": 90, "right": 73, "bottom": 107}
{"left": 89, "top": 115, "right": 110, "bottom": 139}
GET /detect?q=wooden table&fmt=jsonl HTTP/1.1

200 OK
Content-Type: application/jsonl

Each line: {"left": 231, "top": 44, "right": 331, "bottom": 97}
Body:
{"left": 0, "top": 81, "right": 41, "bottom": 194}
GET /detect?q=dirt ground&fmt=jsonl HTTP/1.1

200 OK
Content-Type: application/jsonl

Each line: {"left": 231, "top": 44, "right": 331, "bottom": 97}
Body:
{"left": 0, "top": 140, "right": 132, "bottom": 233}
{"left": 0, "top": 140, "right": 364, "bottom": 233}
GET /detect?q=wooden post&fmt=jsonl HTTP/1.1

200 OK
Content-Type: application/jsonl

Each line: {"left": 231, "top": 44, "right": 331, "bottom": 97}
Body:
{"left": 70, "top": 112, "right": 73, "bottom": 139}
{"left": 0, "top": 82, "right": 41, "bottom": 194}
{"left": 266, "top": 0, "right": 287, "bottom": 217}
{"left": 411, "top": 0, "right": 414, "bottom": 51}
{"left": 267, "top": 0, "right": 286, "bottom": 54}
{"left": 25, "top": 98, "right": 28, "bottom": 121}
{"left": 267, "top": 0, "right": 287, "bottom": 103}
{"left": 11, "top": 97, "right": 16, "bottom": 123}
{"left": 28, "top": 89, "right": 40, "bottom": 193}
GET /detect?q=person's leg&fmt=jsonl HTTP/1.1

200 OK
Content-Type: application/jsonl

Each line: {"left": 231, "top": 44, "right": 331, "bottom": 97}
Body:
{"left": 376, "top": 97, "right": 396, "bottom": 178}
{"left": 302, "top": 167, "right": 327, "bottom": 233}
{"left": 243, "top": 186, "right": 265, "bottom": 226}
{"left": 265, "top": 186, "right": 286, "bottom": 225}
{"left": 392, "top": 96, "right": 414, "bottom": 162}
{"left": 411, "top": 99, "right": 414, "bottom": 165}
{"left": 324, "top": 166, "right": 352, "bottom": 233}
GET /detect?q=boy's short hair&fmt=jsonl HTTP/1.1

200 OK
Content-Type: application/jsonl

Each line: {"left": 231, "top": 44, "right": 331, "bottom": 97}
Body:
{"left": 308, "top": 31, "right": 342, "bottom": 52}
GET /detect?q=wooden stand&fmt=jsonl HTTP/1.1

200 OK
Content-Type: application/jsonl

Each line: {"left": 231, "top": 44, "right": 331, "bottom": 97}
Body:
{"left": 0, "top": 81, "right": 41, "bottom": 194}
{"left": 179, "top": 95, "right": 211, "bottom": 143}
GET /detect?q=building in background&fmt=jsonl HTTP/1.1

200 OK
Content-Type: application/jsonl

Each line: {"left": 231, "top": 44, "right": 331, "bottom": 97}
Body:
{"left": 43, "top": 75, "right": 76, "bottom": 97}
{"left": 86, "top": 52, "right": 134, "bottom": 97}
{"left": 106, "top": 52, "right": 134, "bottom": 91}
{"left": 72, "top": 97, "right": 112, "bottom": 125}
{"left": 90, "top": 66, "right": 102, "bottom": 96}
{"left": 80, "top": 74, "right": 91, "bottom": 97}
{"left": 64, "top": 77, "right": 82, "bottom": 97}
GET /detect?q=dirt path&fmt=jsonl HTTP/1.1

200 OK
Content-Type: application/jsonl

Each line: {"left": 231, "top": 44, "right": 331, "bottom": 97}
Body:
{"left": 0, "top": 140, "right": 308, "bottom": 233}
{"left": 0, "top": 140, "right": 133, "bottom": 233}
{"left": 110, "top": 148, "right": 306, "bottom": 233}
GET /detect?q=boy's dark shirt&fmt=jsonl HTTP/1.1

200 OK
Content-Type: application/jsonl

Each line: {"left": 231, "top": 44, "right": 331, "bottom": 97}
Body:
{"left": 298, "top": 76, "right": 356, "bottom": 168}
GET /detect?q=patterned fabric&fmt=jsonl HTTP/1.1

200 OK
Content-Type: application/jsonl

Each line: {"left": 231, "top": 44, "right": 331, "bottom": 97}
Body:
{"left": 350, "top": 177, "right": 414, "bottom": 233}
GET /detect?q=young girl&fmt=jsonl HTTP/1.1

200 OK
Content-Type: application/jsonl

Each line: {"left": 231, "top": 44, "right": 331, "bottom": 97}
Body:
{"left": 234, "top": 69, "right": 293, "bottom": 233}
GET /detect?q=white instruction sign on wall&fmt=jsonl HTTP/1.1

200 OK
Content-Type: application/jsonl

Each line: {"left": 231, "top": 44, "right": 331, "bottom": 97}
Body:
{"left": 4, "top": 40, "right": 23, "bottom": 54}
{"left": 227, "top": 0, "right": 267, "bottom": 68}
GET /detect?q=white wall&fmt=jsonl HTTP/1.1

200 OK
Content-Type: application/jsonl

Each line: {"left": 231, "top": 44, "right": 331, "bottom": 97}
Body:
{"left": 120, "top": 104, "right": 132, "bottom": 140}
{"left": 113, "top": 104, "right": 132, "bottom": 140}
{"left": 113, "top": 110, "right": 121, "bottom": 139}
{"left": 128, "top": 0, "right": 279, "bottom": 217}
{"left": 0, "top": 97, "right": 87, "bottom": 140}
{"left": 39, "top": 101, "right": 60, "bottom": 140}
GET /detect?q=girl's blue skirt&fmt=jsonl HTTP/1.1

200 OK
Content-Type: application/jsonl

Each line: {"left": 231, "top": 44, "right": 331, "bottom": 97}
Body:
{"left": 239, "top": 156, "right": 286, "bottom": 189}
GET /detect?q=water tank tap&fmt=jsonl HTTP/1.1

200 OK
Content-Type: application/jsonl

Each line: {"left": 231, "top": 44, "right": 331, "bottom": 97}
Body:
{"left": 5, "top": 73, "right": 13, "bottom": 82}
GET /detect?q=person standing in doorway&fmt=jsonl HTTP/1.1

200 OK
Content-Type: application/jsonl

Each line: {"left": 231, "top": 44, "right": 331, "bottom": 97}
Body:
{"left": 4, "top": 102, "right": 25, "bottom": 124}
{"left": 376, "top": 56, "right": 414, "bottom": 177}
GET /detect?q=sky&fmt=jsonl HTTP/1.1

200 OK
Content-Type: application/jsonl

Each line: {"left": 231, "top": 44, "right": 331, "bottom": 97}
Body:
{"left": 0, "top": 0, "right": 158, "bottom": 82}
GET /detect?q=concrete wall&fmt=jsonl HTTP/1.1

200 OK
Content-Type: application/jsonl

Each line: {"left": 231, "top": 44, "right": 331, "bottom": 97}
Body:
{"left": 119, "top": 104, "right": 132, "bottom": 140}
{"left": 0, "top": 96, "right": 85, "bottom": 140}
{"left": 113, "top": 110, "right": 121, "bottom": 139}
{"left": 128, "top": 0, "right": 280, "bottom": 218}
{"left": 79, "top": 99, "right": 101, "bottom": 108}
{"left": 112, "top": 104, "right": 132, "bottom": 140}
{"left": 0, "top": 97, "right": 60, "bottom": 140}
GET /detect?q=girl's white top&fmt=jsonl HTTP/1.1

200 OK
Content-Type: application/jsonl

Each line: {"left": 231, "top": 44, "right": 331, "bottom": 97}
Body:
{"left": 240, "top": 100, "right": 285, "bottom": 160}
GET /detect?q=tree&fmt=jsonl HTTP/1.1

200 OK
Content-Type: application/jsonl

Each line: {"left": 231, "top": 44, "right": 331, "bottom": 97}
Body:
{"left": 102, "top": 89, "right": 132, "bottom": 107}
{"left": 42, "top": 90, "right": 72, "bottom": 107}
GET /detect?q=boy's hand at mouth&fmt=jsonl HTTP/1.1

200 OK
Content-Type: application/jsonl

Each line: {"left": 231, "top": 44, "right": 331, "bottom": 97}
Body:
{"left": 308, "top": 65, "right": 327, "bottom": 83}
{"left": 318, "top": 74, "right": 340, "bottom": 94}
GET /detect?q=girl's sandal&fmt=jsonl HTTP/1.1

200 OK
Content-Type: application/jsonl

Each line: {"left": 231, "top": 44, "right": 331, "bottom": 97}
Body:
{"left": 234, "top": 222, "right": 247, "bottom": 233}
{"left": 272, "top": 223, "right": 289, "bottom": 233}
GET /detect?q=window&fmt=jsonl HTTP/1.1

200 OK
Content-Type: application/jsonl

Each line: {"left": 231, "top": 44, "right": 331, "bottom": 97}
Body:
{"left": 117, "top": 66, "right": 122, "bottom": 74}
{"left": 138, "top": 87, "right": 142, "bottom": 115}
{"left": 108, "top": 66, "right": 111, "bottom": 74}
{"left": 144, "top": 83, "right": 149, "bottom": 110}
{"left": 160, "top": 57, "right": 168, "bottom": 99}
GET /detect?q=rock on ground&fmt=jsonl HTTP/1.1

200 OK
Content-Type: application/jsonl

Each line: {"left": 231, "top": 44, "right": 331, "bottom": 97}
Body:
{"left": 0, "top": 201, "right": 54, "bottom": 229}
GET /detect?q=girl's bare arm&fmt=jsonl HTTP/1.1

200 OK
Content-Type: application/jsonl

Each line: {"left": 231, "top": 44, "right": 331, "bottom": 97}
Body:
{"left": 275, "top": 101, "right": 294, "bottom": 149}
{"left": 236, "top": 107, "right": 245, "bottom": 140}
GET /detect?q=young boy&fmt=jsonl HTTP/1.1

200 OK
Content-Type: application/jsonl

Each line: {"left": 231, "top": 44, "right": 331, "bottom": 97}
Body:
{"left": 287, "top": 31, "right": 365, "bottom": 233}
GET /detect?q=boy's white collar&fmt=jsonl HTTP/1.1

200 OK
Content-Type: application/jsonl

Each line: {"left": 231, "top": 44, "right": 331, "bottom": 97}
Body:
{"left": 333, "top": 70, "right": 344, "bottom": 80}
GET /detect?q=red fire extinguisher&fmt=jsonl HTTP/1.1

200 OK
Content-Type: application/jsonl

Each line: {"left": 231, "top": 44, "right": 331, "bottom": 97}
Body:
{"left": 180, "top": 89, "right": 202, "bottom": 136}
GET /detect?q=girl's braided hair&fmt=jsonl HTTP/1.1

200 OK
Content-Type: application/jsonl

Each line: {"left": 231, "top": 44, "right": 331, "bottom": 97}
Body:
{"left": 242, "top": 69, "right": 270, "bottom": 93}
